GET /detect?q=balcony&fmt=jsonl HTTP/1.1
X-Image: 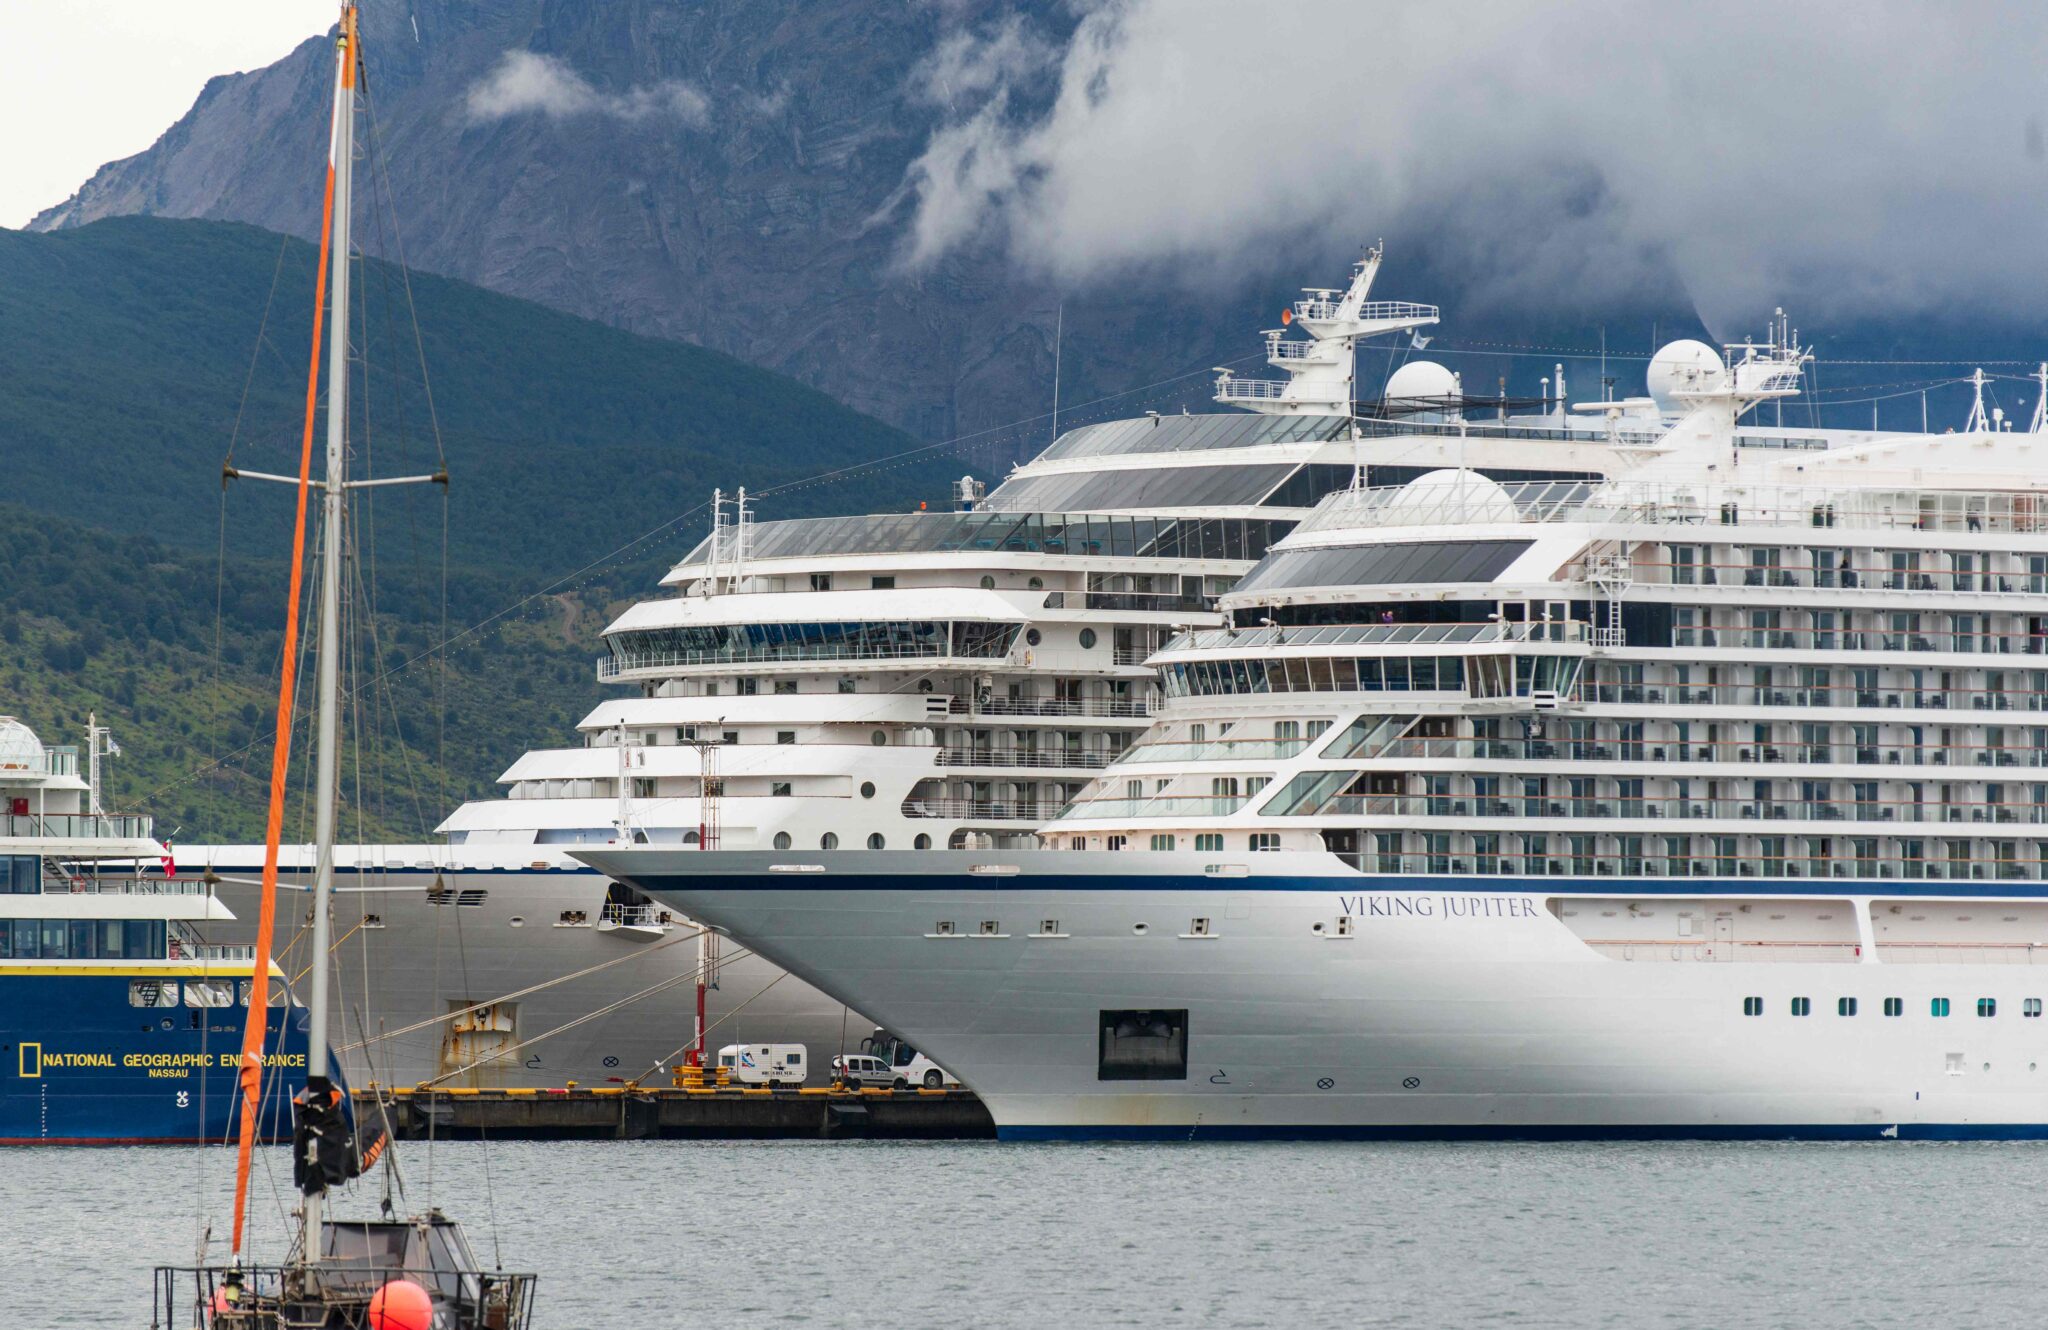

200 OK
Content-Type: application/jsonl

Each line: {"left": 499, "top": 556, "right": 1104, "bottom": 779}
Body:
{"left": 900, "top": 798, "right": 1055, "bottom": 822}
{"left": 1055, "top": 795, "right": 1251, "bottom": 821}
{"left": 1212, "top": 377, "right": 1289, "bottom": 402}
{"left": 0, "top": 812, "right": 155, "bottom": 841}
{"left": 947, "top": 696, "right": 1153, "bottom": 719}
{"left": 933, "top": 748, "right": 1112, "bottom": 770}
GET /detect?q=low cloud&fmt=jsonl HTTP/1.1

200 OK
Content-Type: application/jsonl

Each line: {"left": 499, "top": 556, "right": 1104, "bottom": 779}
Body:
{"left": 892, "top": 1, "right": 2048, "bottom": 326}
{"left": 466, "top": 51, "right": 709, "bottom": 127}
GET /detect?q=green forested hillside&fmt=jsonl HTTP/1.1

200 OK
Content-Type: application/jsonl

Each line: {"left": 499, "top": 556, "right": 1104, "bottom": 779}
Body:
{"left": 0, "top": 501, "right": 617, "bottom": 843}
{"left": 0, "top": 216, "right": 954, "bottom": 570}
{"left": 0, "top": 217, "right": 961, "bottom": 840}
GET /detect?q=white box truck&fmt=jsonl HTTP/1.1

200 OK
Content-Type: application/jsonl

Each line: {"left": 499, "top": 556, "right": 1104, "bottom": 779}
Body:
{"left": 716, "top": 1042, "right": 808, "bottom": 1087}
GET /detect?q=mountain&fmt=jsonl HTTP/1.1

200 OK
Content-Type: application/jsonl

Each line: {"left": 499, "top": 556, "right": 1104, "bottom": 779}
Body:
{"left": 0, "top": 214, "right": 963, "bottom": 841}
{"left": 24, "top": 2, "right": 1712, "bottom": 456}
{"left": 0, "top": 215, "right": 956, "bottom": 570}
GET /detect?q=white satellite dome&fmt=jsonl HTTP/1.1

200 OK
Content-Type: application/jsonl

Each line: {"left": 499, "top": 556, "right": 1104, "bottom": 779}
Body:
{"left": 1383, "top": 360, "right": 1459, "bottom": 402}
{"left": 1378, "top": 468, "right": 1520, "bottom": 524}
{"left": 1646, "top": 339, "right": 1727, "bottom": 415}
{"left": 0, "top": 717, "right": 44, "bottom": 772}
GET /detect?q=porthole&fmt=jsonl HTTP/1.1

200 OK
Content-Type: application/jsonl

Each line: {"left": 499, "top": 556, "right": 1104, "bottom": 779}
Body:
{"left": 914, "top": 834, "right": 932, "bottom": 850}
{"left": 1028, "top": 576, "right": 1044, "bottom": 590}
{"left": 860, "top": 781, "right": 876, "bottom": 799}
{"left": 773, "top": 832, "right": 792, "bottom": 850}
{"left": 980, "top": 575, "right": 996, "bottom": 590}
{"left": 821, "top": 832, "right": 839, "bottom": 850}
{"left": 1078, "top": 628, "right": 1097, "bottom": 649}
{"left": 868, "top": 833, "right": 886, "bottom": 850}
{"left": 510, "top": 916, "right": 526, "bottom": 928}
{"left": 1026, "top": 628, "right": 1043, "bottom": 647}
{"left": 1132, "top": 922, "right": 1148, "bottom": 935}
{"left": 871, "top": 730, "right": 888, "bottom": 747}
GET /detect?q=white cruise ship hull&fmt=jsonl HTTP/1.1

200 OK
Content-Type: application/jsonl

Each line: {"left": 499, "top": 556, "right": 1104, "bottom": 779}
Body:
{"left": 194, "top": 850, "right": 866, "bottom": 1088}
{"left": 579, "top": 847, "right": 2048, "bottom": 1139}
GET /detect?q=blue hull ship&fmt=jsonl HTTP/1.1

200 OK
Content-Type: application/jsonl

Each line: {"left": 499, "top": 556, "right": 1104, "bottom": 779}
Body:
{"left": 2, "top": 963, "right": 317, "bottom": 1145}
{"left": 2, "top": 716, "right": 331, "bottom": 1145}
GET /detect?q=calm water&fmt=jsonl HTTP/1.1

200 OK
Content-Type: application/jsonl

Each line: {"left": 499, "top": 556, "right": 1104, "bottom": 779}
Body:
{"left": 8, "top": 1139, "right": 2046, "bottom": 1328}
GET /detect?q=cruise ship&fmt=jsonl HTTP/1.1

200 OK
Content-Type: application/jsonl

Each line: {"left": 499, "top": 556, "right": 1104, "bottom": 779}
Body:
{"left": 1, "top": 716, "right": 315, "bottom": 1143}
{"left": 188, "top": 252, "right": 1581, "bottom": 1090}
{"left": 191, "top": 249, "right": 1619, "bottom": 1088}
{"left": 585, "top": 317, "right": 2048, "bottom": 1139}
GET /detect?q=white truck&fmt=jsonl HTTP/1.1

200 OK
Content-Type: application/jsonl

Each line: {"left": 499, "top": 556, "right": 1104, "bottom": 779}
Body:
{"left": 716, "top": 1042, "right": 808, "bottom": 1087}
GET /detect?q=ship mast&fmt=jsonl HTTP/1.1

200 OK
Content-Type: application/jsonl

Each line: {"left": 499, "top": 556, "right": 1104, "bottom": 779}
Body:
{"left": 300, "top": 0, "right": 359, "bottom": 1249}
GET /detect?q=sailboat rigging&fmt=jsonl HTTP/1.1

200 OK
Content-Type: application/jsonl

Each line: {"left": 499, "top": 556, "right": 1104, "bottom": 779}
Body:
{"left": 154, "top": 7, "right": 536, "bottom": 1325}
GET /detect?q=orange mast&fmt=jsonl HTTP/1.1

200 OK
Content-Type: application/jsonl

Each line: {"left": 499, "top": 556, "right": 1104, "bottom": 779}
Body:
{"left": 230, "top": 4, "right": 356, "bottom": 1258}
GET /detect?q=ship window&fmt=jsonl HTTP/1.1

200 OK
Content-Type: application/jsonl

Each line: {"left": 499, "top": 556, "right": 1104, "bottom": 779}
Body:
{"left": 868, "top": 833, "right": 886, "bottom": 850}
{"left": 871, "top": 576, "right": 895, "bottom": 589}
{"left": 772, "top": 783, "right": 792, "bottom": 797}
{"left": 774, "top": 680, "right": 798, "bottom": 695}
{"left": 915, "top": 834, "right": 933, "bottom": 850}
{"left": 860, "top": 782, "right": 877, "bottom": 799}
{"left": 1026, "top": 628, "right": 1043, "bottom": 647}
{"left": 777, "top": 731, "right": 796, "bottom": 745}
{"left": 185, "top": 980, "right": 235, "bottom": 1008}
{"left": 773, "top": 832, "right": 792, "bottom": 850}
{"left": 1884, "top": 997, "right": 1904, "bottom": 1017}
{"left": 821, "top": 833, "right": 839, "bottom": 850}
{"left": 0, "top": 855, "right": 40, "bottom": 894}
{"left": 1932, "top": 997, "right": 1952, "bottom": 1017}
{"left": 811, "top": 573, "right": 832, "bottom": 591}
{"left": 129, "top": 979, "right": 179, "bottom": 1008}
{"left": 1107, "top": 836, "right": 1127, "bottom": 851}
{"left": 1978, "top": 998, "right": 1997, "bottom": 1017}
{"left": 2027, "top": 999, "right": 2043, "bottom": 1018}
{"left": 1098, "top": 1008, "right": 1189, "bottom": 1081}
{"left": 1195, "top": 833, "right": 1224, "bottom": 852}
{"left": 1790, "top": 997, "right": 1812, "bottom": 1017}
{"left": 1151, "top": 834, "right": 1177, "bottom": 851}
{"left": 1838, "top": 997, "right": 1858, "bottom": 1017}
{"left": 1742, "top": 997, "right": 1763, "bottom": 1016}
{"left": 985, "top": 463, "right": 1295, "bottom": 513}
{"left": 1079, "top": 628, "right": 1098, "bottom": 650}
{"left": 1249, "top": 833, "right": 1281, "bottom": 852}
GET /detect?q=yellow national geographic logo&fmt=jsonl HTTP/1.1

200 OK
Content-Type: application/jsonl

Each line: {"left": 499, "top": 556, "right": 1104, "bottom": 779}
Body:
{"left": 19, "top": 1043, "right": 40, "bottom": 1078}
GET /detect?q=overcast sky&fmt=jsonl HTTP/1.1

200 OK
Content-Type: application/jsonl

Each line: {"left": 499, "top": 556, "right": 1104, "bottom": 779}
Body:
{"left": 894, "top": 0, "right": 2048, "bottom": 327}
{"left": 0, "top": 1, "right": 331, "bottom": 229}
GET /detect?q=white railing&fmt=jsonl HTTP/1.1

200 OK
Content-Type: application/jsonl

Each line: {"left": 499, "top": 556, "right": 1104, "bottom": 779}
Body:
{"left": 1164, "top": 620, "right": 1585, "bottom": 654}
{"left": 1213, "top": 377, "right": 1289, "bottom": 401}
{"left": 600, "top": 902, "right": 671, "bottom": 929}
{"left": 0, "top": 812, "right": 155, "bottom": 840}
{"left": 1292, "top": 298, "right": 1440, "bottom": 324}
{"left": 933, "top": 748, "right": 1112, "bottom": 770}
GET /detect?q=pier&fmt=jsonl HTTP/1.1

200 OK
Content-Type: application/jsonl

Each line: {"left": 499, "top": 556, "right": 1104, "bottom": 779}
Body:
{"left": 357, "top": 1086, "right": 995, "bottom": 1141}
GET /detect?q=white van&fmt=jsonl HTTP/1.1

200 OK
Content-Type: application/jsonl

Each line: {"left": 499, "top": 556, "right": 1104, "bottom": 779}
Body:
{"left": 716, "top": 1043, "right": 808, "bottom": 1087}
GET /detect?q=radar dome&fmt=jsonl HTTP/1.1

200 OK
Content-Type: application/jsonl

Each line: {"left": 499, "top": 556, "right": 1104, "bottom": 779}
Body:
{"left": 1383, "top": 360, "right": 1458, "bottom": 402}
{"left": 1646, "top": 340, "right": 1726, "bottom": 415}
{"left": 0, "top": 717, "right": 44, "bottom": 772}
{"left": 1378, "top": 469, "right": 1520, "bottom": 525}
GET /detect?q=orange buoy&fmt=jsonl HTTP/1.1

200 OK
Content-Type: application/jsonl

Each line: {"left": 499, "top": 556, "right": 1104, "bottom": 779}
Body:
{"left": 367, "top": 1279, "right": 434, "bottom": 1330}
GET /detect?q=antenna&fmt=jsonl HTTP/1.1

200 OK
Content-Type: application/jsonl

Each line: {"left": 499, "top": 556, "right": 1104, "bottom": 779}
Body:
{"left": 1966, "top": 367, "right": 1992, "bottom": 434}
{"left": 1051, "top": 301, "right": 1063, "bottom": 444}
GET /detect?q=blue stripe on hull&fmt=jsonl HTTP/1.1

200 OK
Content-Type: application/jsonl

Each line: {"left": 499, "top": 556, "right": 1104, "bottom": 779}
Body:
{"left": 634, "top": 870, "right": 2048, "bottom": 900}
{"left": 998, "top": 1122, "right": 2048, "bottom": 1143}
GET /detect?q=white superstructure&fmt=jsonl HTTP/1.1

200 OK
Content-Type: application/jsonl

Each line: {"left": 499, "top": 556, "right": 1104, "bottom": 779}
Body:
{"left": 198, "top": 251, "right": 1649, "bottom": 1090}
{"left": 586, "top": 322, "right": 2048, "bottom": 1140}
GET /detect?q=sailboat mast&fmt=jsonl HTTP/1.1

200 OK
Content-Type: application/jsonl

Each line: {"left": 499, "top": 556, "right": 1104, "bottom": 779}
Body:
{"left": 303, "top": 0, "right": 358, "bottom": 1248}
